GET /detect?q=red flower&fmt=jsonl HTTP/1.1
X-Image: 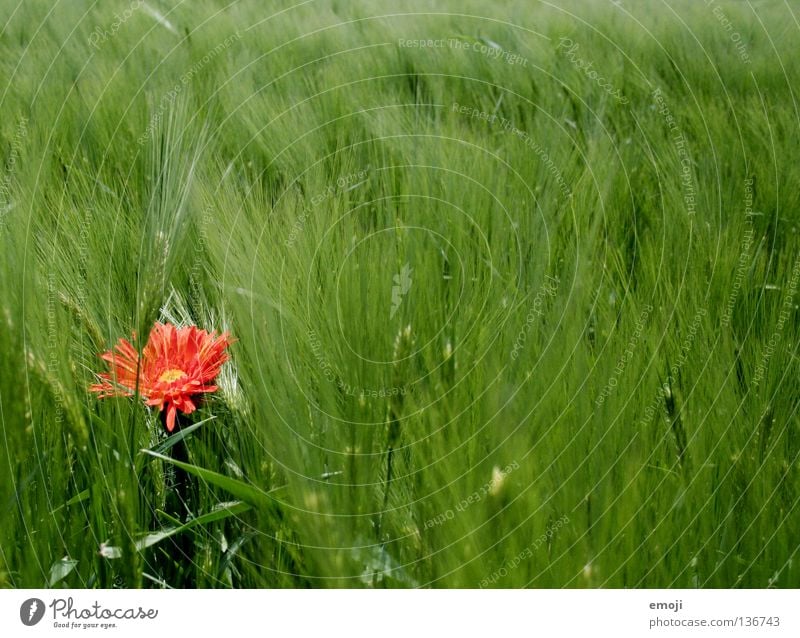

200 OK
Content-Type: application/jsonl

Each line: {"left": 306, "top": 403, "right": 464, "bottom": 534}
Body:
{"left": 90, "top": 322, "right": 233, "bottom": 432}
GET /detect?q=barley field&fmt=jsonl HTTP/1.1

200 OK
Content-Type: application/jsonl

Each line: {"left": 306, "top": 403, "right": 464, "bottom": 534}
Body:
{"left": 0, "top": 0, "right": 799, "bottom": 588}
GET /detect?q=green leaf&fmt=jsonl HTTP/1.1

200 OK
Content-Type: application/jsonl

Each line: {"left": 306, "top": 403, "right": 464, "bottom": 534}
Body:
{"left": 156, "top": 510, "right": 183, "bottom": 527}
{"left": 100, "top": 501, "right": 252, "bottom": 560}
{"left": 49, "top": 488, "right": 90, "bottom": 515}
{"left": 65, "top": 489, "right": 90, "bottom": 506}
{"left": 139, "top": 501, "right": 251, "bottom": 550}
{"left": 140, "top": 448, "right": 284, "bottom": 512}
{"left": 48, "top": 557, "right": 78, "bottom": 587}
{"left": 149, "top": 415, "right": 215, "bottom": 454}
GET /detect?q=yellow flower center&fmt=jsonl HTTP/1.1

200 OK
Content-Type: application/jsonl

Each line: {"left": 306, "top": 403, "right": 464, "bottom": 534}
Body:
{"left": 158, "top": 368, "right": 186, "bottom": 383}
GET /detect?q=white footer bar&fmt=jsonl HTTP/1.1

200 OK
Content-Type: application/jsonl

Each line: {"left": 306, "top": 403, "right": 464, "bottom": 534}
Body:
{"left": 1, "top": 589, "right": 795, "bottom": 637}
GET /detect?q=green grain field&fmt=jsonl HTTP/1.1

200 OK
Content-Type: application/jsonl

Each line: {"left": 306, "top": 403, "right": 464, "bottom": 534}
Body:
{"left": 0, "top": 0, "right": 799, "bottom": 588}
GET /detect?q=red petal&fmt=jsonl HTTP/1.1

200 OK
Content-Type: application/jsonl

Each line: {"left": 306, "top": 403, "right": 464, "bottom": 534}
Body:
{"left": 166, "top": 404, "right": 177, "bottom": 432}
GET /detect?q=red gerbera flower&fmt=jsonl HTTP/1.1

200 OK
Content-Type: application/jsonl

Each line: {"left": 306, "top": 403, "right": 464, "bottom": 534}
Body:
{"left": 90, "top": 322, "right": 233, "bottom": 432}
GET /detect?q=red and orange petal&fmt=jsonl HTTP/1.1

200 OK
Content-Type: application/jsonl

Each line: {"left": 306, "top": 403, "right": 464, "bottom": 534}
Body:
{"left": 89, "top": 322, "right": 233, "bottom": 431}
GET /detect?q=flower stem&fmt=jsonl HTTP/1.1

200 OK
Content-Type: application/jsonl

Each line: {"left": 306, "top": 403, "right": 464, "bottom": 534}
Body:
{"left": 162, "top": 410, "right": 197, "bottom": 584}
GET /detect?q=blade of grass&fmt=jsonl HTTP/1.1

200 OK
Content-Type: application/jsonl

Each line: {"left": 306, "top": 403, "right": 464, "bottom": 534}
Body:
{"left": 141, "top": 449, "right": 285, "bottom": 512}
{"left": 49, "top": 488, "right": 90, "bottom": 515}
{"left": 101, "top": 500, "right": 252, "bottom": 559}
{"left": 149, "top": 415, "right": 215, "bottom": 454}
